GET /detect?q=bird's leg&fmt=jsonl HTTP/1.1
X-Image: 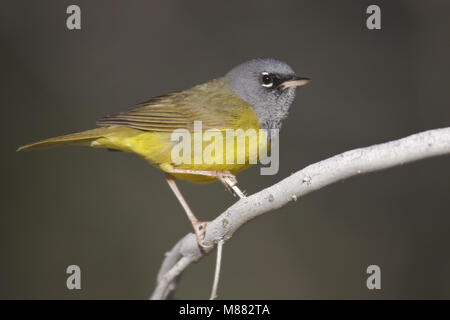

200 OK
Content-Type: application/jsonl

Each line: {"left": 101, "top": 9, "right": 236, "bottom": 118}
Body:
{"left": 165, "top": 174, "right": 210, "bottom": 248}
{"left": 166, "top": 168, "right": 247, "bottom": 199}
{"left": 215, "top": 171, "right": 247, "bottom": 199}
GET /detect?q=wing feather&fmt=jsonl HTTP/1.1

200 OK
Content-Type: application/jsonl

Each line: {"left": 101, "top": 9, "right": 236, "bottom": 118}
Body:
{"left": 96, "top": 78, "right": 253, "bottom": 132}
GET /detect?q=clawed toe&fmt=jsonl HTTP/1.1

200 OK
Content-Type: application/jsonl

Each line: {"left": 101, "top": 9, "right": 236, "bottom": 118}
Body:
{"left": 193, "top": 221, "right": 212, "bottom": 249}
{"left": 215, "top": 171, "right": 246, "bottom": 198}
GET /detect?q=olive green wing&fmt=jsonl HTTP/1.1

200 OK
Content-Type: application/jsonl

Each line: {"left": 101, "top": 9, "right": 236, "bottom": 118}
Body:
{"left": 96, "top": 78, "right": 251, "bottom": 132}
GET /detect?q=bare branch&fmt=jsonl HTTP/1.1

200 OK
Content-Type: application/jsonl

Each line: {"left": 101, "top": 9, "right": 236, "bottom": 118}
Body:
{"left": 150, "top": 127, "right": 450, "bottom": 300}
{"left": 209, "top": 239, "right": 225, "bottom": 300}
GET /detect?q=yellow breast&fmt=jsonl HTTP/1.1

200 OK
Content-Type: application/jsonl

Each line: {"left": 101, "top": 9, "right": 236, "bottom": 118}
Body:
{"left": 91, "top": 107, "right": 266, "bottom": 183}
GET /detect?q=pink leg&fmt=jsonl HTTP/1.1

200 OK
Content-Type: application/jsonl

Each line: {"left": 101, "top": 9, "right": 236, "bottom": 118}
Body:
{"left": 165, "top": 174, "right": 210, "bottom": 247}
{"left": 167, "top": 168, "right": 247, "bottom": 199}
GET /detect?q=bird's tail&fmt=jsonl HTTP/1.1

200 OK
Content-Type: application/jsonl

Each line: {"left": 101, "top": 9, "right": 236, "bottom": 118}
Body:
{"left": 17, "top": 127, "right": 113, "bottom": 152}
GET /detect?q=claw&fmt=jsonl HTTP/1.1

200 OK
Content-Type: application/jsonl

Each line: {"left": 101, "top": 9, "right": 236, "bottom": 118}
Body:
{"left": 193, "top": 221, "right": 213, "bottom": 249}
{"left": 215, "top": 171, "right": 246, "bottom": 198}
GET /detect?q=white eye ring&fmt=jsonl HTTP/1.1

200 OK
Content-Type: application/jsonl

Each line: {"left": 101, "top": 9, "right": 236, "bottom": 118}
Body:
{"left": 261, "top": 72, "right": 273, "bottom": 88}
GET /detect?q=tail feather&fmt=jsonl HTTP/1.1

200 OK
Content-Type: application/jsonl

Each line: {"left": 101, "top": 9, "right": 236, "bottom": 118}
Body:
{"left": 17, "top": 128, "right": 111, "bottom": 152}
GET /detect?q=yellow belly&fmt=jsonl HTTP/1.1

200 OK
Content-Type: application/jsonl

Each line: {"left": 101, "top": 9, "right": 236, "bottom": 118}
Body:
{"left": 91, "top": 126, "right": 269, "bottom": 183}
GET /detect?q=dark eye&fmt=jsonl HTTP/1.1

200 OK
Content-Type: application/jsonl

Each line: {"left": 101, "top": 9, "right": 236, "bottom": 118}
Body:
{"left": 261, "top": 73, "right": 273, "bottom": 87}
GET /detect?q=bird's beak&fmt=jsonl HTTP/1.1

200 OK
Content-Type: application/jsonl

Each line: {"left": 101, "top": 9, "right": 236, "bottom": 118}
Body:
{"left": 280, "top": 76, "right": 311, "bottom": 89}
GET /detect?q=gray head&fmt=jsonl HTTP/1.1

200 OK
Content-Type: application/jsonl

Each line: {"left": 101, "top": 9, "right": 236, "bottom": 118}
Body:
{"left": 226, "top": 58, "right": 310, "bottom": 129}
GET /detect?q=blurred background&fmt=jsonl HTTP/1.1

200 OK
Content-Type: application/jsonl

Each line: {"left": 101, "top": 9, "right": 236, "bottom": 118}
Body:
{"left": 1, "top": 0, "right": 449, "bottom": 299}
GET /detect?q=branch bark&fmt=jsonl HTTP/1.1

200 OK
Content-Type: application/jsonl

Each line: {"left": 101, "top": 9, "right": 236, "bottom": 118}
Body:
{"left": 150, "top": 127, "right": 450, "bottom": 300}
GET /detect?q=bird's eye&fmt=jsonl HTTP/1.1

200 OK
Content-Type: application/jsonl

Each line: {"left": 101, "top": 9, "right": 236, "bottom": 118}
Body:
{"left": 261, "top": 72, "right": 273, "bottom": 87}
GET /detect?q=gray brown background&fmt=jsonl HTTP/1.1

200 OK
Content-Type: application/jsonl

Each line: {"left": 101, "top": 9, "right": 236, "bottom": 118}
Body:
{"left": 1, "top": 0, "right": 449, "bottom": 299}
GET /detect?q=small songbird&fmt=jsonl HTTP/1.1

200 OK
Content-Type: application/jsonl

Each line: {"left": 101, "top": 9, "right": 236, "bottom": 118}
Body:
{"left": 17, "top": 58, "right": 310, "bottom": 246}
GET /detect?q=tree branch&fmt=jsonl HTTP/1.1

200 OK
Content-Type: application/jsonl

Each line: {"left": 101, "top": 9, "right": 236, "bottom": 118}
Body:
{"left": 150, "top": 127, "right": 450, "bottom": 300}
{"left": 209, "top": 239, "right": 224, "bottom": 300}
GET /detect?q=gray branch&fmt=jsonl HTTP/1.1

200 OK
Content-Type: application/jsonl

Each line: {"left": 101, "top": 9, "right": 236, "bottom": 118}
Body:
{"left": 150, "top": 127, "right": 450, "bottom": 300}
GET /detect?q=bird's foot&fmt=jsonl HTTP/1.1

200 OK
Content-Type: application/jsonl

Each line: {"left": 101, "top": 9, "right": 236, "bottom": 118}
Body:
{"left": 216, "top": 171, "right": 247, "bottom": 199}
{"left": 193, "top": 220, "right": 213, "bottom": 249}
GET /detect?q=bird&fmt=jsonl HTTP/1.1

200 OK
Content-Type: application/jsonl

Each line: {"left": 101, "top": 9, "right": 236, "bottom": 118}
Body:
{"left": 17, "top": 58, "right": 310, "bottom": 246}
